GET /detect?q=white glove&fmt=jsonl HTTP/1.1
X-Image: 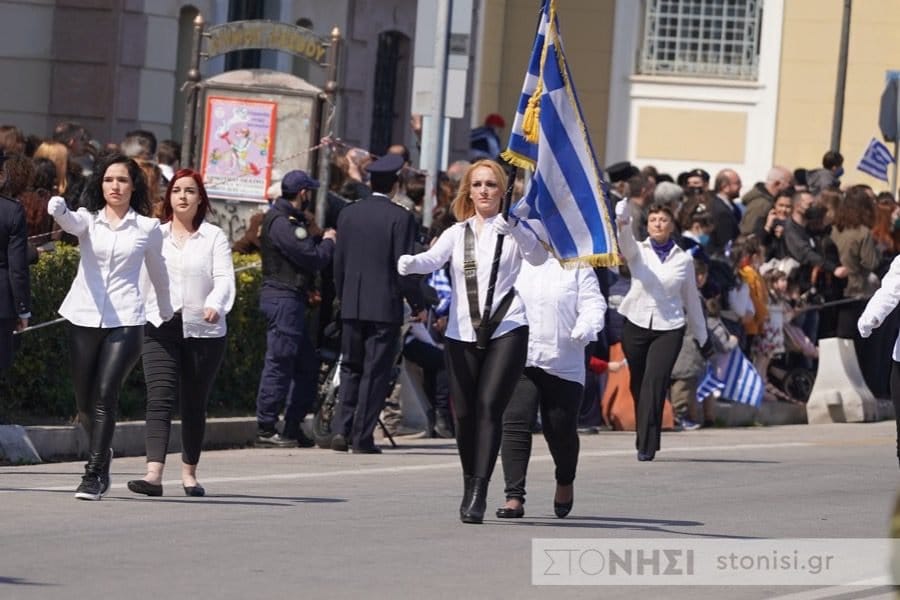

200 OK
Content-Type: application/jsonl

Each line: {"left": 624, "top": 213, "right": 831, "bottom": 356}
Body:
{"left": 858, "top": 318, "right": 874, "bottom": 339}
{"left": 397, "top": 254, "right": 414, "bottom": 276}
{"left": 493, "top": 215, "right": 516, "bottom": 237}
{"left": 615, "top": 199, "right": 631, "bottom": 227}
{"left": 48, "top": 196, "right": 67, "bottom": 217}
{"left": 570, "top": 322, "right": 596, "bottom": 346}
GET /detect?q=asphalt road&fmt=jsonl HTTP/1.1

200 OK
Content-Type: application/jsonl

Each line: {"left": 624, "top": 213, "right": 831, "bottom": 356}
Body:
{"left": 2, "top": 422, "right": 898, "bottom": 600}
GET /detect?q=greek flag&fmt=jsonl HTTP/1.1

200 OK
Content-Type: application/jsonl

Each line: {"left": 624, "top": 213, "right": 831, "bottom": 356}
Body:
{"left": 501, "top": 0, "right": 618, "bottom": 268}
{"left": 856, "top": 137, "right": 895, "bottom": 182}
{"left": 696, "top": 348, "right": 763, "bottom": 408}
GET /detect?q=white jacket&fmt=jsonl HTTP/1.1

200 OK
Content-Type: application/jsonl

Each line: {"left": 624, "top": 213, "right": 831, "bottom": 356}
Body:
{"left": 859, "top": 254, "right": 900, "bottom": 360}
{"left": 616, "top": 221, "right": 707, "bottom": 346}
{"left": 399, "top": 215, "right": 548, "bottom": 343}
{"left": 517, "top": 258, "right": 606, "bottom": 383}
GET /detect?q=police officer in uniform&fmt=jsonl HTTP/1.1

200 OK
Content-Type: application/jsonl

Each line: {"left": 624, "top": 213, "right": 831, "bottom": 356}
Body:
{"left": 256, "top": 170, "right": 336, "bottom": 447}
{"left": 332, "top": 154, "right": 425, "bottom": 453}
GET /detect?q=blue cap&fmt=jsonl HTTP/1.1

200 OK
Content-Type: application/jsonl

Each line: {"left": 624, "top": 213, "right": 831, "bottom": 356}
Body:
{"left": 281, "top": 170, "right": 319, "bottom": 197}
{"left": 366, "top": 153, "right": 404, "bottom": 176}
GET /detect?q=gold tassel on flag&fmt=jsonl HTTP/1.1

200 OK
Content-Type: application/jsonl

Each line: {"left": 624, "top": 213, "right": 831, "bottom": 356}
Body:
{"left": 522, "top": 82, "right": 542, "bottom": 143}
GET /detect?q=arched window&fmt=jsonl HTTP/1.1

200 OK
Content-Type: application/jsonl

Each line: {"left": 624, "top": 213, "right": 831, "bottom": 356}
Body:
{"left": 370, "top": 31, "right": 411, "bottom": 156}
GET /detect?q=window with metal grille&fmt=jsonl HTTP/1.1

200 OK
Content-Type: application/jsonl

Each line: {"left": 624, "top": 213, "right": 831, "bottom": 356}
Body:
{"left": 638, "top": 0, "right": 762, "bottom": 80}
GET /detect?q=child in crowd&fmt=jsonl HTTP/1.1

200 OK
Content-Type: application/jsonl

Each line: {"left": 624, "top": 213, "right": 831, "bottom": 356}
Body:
{"left": 670, "top": 259, "right": 734, "bottom": 429}
{"left": 752, "top": 269, "right": 790, "bottom": 401}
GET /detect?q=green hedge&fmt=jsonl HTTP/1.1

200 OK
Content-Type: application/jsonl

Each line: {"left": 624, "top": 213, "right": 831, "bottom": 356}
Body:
{"left": 0, "top": 247, "right": 266, "bottom": 424}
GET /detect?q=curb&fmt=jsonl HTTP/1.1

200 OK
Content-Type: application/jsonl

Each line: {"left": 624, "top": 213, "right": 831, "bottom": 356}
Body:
{"left": 19, "top": 417, "right": 258, "bottom": 463}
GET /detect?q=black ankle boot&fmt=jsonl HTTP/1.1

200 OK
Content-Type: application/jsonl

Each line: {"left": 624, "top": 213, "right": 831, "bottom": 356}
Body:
{"left": 459, "top": 475, "right": 473, "bottom": 519}
{"left": 461, "top": 477, "right": 488, "bottom": 524}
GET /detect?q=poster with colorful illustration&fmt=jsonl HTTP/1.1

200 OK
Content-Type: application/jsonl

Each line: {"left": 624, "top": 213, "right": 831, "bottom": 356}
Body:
{"left": 201, "top": 96, "right": 277, "bottom": 202}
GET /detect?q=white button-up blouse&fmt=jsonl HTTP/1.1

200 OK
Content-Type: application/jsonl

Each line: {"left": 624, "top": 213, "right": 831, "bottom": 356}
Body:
{"left": 516, "top": 258, "right": 607, "bottom": 383}
{"left": 49, "top": 197, "right": 173, "bottom": 328}
{"left": 143, "top": 221, "right": 236, "bottom": 338}
{"left": 617, "top": 220, "right": 708, "bottom": 346}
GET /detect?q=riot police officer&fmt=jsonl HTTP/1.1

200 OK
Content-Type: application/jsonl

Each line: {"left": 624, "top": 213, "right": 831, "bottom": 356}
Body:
{"left": 256, "top": 170, "right": 336, "bottom": 447}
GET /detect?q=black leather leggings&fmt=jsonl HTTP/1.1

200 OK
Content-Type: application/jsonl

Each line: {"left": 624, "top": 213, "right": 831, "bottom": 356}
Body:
{"left": 71, "top": 324, "right": 144, "bottom": 474}
{"left": 445, "top": 326, "right": 529, "bottom": 481}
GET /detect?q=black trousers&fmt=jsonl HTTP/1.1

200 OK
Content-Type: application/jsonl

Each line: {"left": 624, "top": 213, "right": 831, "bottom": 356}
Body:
{"left": 445, "top": 326, "right": 529, "bottom": 481}
{"left": 71, "top": 324, "right": 144, "bottom": 473}
{"left": 141, "top": 316, "right": 227, "bottom": 465}
{"left": 890, "top": 361, "right": 900, "bottom": 465}
{"left": 334, "top": 319, "right": 400, "bottom": 449}
{"left": 403, "top": 338, "right": 451, "bottom": 417}
{"left": 621, "top": 320, "right": 684, "bottom": 456}
{"left": 500, "top": 367, "right": 583, "bottom": 501}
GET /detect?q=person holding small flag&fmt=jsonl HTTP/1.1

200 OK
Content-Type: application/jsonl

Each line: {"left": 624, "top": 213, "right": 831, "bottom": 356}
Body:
{"left": 617, "top": 202, "right": 709, "bottom": 461}
{"left": 397, "top": 159, "right": 548, "bottom": 524}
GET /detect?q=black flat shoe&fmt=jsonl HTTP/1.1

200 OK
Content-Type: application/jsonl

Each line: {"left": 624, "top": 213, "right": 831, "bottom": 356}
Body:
{"left": 637, "top": 451, "right": 655, "bottom": 462}
{"left": 127, "top": 479, "right": 163, "bottom": 497}
{"left": 554, "top": 500, "right": 573, "bottom": 518}
{"left": 496, "top": 505, "right": 525, "bottom": 519}
{"left": 183, "top": 484, "right": 205, "bottom": 497}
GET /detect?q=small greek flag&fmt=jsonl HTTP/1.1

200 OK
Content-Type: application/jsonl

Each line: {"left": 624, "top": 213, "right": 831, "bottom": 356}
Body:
{"left": 501, "top": 0, "right": 619, "bottom": 268}
{"left": 696, "top": 348, "right": 763, "bottom": 408}
{"left": 856, "top": 137, "right": 895, "bottom": 182}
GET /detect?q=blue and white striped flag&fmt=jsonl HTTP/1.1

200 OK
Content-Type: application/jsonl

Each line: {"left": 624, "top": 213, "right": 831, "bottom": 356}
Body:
{"left": 501, "top": 0, "right": 619, "bottom": 268}
{"left": 856, "top": 137, "right": 895, "bottom": 182}
{"left": 696, "top": 348, "right": 764, "bottom": 408}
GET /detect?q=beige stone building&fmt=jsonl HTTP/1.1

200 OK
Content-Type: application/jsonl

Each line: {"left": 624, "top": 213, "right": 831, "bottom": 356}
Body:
{"left": 475, "top": 0, "right": 900, "bottom": 192}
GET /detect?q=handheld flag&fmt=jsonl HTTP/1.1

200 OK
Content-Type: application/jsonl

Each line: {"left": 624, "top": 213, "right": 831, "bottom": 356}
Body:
{"left": 696, "top": 348, "right": 764, "bottom": 408}
{"left": 856, "top": 137, "right": 895, "bottom": 182}
{"left": 501, "top": 0, "right": 619, "bottom": 268}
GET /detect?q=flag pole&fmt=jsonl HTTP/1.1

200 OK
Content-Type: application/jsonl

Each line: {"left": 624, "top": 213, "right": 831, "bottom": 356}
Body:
{"left": 475, "top": 164, "right": 517, "bottom": 350}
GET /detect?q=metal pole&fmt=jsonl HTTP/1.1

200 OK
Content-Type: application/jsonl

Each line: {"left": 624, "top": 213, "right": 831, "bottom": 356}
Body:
{"left": 830, "top": 0, "right": 852, "bottom": 152}
{"left": 422, "top": 0, "right": 452, "bottom": 229}
{"left": 316, "top": 27, "right": 342, "bottom": 228}
{"left": 181, "top": 13, "right": 205, "bottom": 169}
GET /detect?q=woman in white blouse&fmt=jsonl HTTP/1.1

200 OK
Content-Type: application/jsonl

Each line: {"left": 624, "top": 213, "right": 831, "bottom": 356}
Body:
{"left": 496, "top": 257, "right": 606, "bottom": 520}
{"left": 858, "top": 254, "right": 900, "bottom": 469}
{"left": 617, "top": 203, "right": 708, "bottom": 462}
{"left": 128, "top": 169, "right": 235, "bottom": 498}
{"left": 48, "top": 153, "right": 173, "bottom": 501}
{"left": 397, "top": 159, "right": 547, "bottom": 524}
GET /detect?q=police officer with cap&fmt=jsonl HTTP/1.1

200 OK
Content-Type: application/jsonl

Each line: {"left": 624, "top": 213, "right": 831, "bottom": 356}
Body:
{"left": 332, "top": 153, "right": 425, "bottom": 453}
{"left": 256, "top": 169, "right": 336, "bottom": 447}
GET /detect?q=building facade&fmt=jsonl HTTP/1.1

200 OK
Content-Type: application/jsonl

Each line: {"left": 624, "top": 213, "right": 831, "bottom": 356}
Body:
{"left": 0, "top": 0, "right": 475, "bottom": 163}
{"left": 475, "top": 0, "right": 900, "bottom": 191}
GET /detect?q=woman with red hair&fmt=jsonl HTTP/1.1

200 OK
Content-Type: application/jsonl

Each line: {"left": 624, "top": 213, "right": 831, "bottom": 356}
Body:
{"left": 128, "top": 169, "right": 235, "bottom": 498}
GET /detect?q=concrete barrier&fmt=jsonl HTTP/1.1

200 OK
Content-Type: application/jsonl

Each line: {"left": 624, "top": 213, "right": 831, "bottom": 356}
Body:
{"left": 806, "top": 337, "right": 877, "bottom": 424}
{"left": 0, "top": 425, "right": 42, "bottom": 464}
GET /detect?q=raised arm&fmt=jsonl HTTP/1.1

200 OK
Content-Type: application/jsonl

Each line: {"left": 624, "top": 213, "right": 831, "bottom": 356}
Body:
{"left": 48, "top": 196, "right": 89, "bottom": 236}
{"left": 398, "top": 226, "right": 456, "bottom": 275}
{"left": 859, "top": 255, "right": 900, "bottom": 337}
